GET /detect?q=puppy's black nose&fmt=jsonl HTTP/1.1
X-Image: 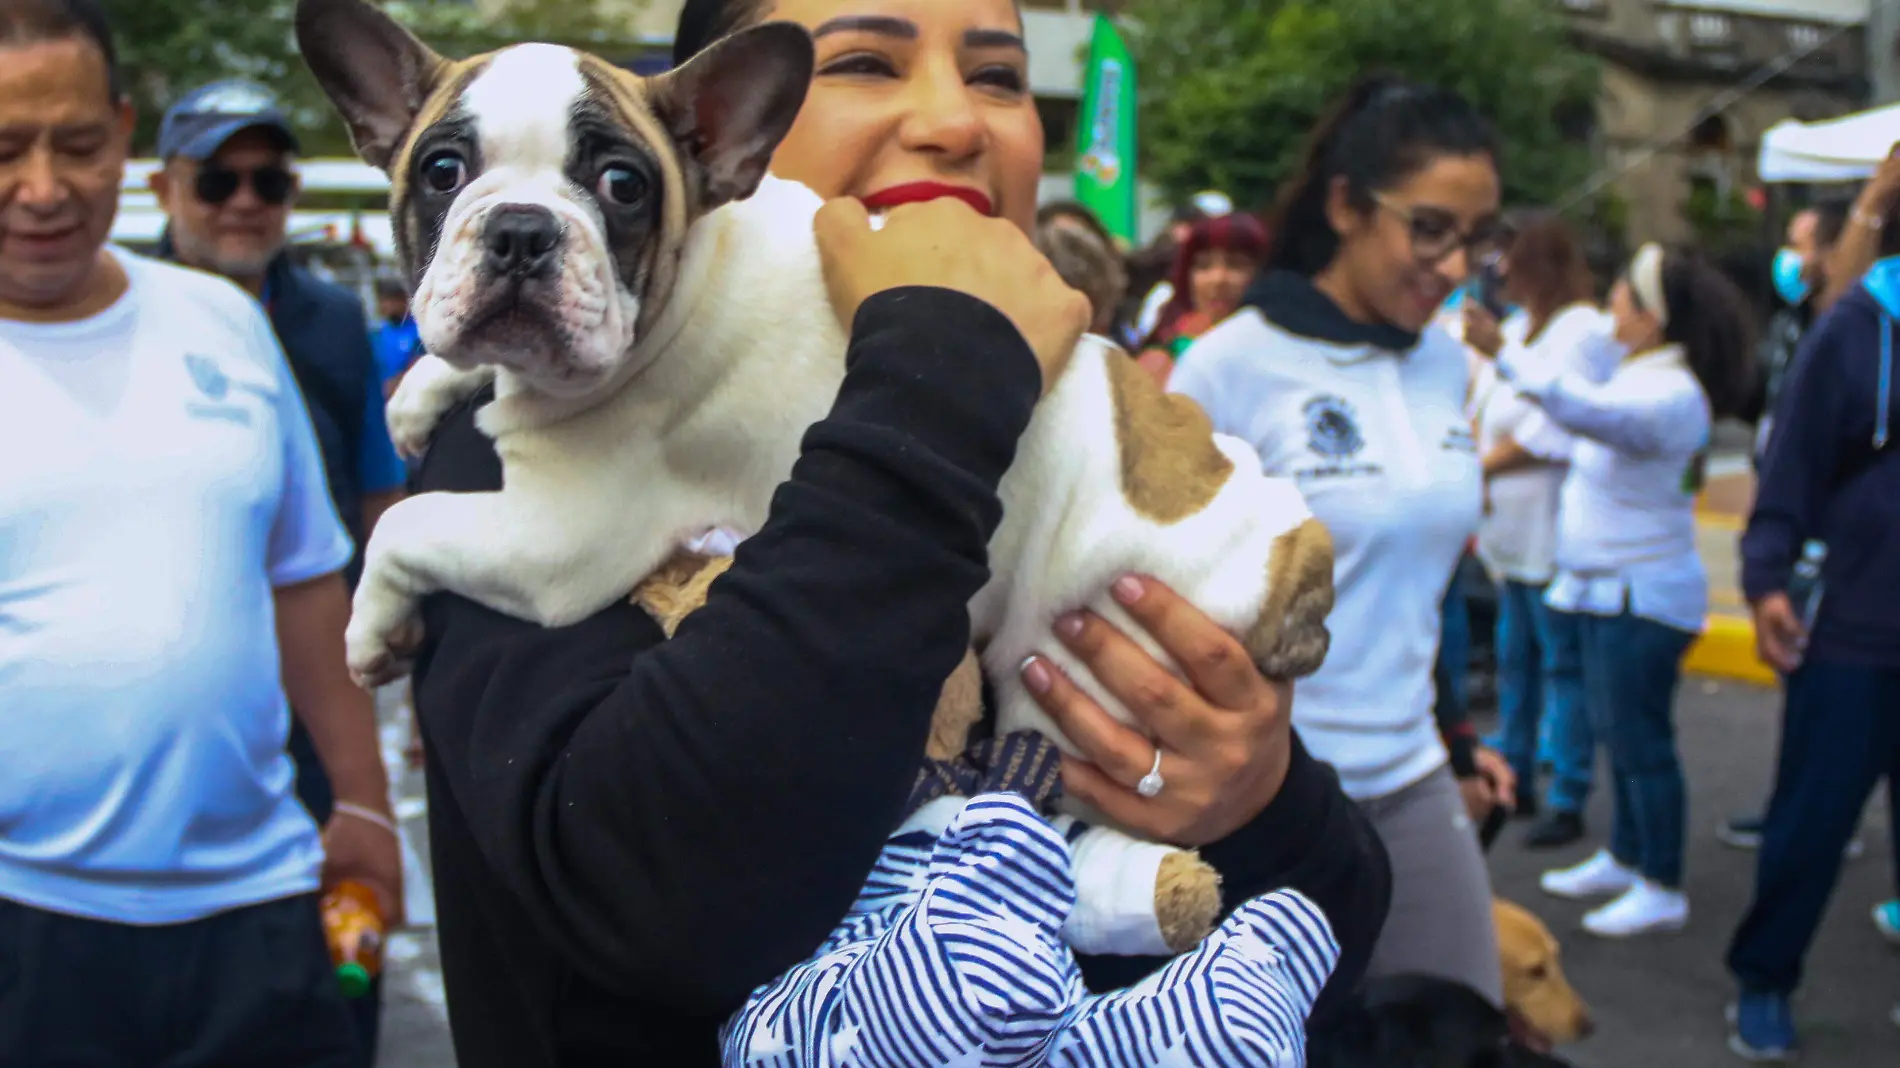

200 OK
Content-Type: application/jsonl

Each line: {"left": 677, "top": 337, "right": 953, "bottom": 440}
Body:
{"left": 483, "top": 206, "right": 560, "bottom": 279}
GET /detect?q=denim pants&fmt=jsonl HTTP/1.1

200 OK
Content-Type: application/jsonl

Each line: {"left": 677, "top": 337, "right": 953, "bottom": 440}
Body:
{"left": 1577, "top": 610, "right": 1695, "bottom": 888}
{"left": 1728, "top": 661, "right": 1900, "bottom": 994}
{"left": 1484, "top": 582, "right": 1593, "bottom": 813}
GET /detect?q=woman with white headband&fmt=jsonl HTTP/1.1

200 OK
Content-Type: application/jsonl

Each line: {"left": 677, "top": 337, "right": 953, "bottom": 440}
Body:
{"left": 1479, "top": 242, "right": 1755, "bottom": 938}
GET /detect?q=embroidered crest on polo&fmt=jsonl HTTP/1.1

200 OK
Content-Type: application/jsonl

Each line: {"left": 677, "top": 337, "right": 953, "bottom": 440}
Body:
{"left": 1302, "top": 394, "right": 1365, "bottom": 459}
{"left": 185, "top": 352, "right": 230, "bottom": 401}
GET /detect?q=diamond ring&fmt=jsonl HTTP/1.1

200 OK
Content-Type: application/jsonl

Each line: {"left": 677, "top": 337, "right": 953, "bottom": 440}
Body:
{"left": 1136, "top": 747, "right": 1165, "bottom": 798}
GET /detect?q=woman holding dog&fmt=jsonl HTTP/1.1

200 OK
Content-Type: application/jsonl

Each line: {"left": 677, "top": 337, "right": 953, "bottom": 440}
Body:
{"left": 395, "top": 0, "right": 1391, "bottom": 1064}
{"left": 1170, "top": 78, "right": 1512, "bottom": 1006}
{"left": 1466, "top": 244, "right": 1755, "bottom": 939}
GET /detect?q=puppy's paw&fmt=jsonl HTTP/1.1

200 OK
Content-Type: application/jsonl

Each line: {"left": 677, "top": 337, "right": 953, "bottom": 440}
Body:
{"left": 1154, "top": 849, "right": 1223, "bottom": 955}
{"left": 387, "top": 360, "right": 490, "bottom": 459}
{"left": 1245, "top": 517, "right": 1336, "bottom": 680}
{"left": 346, "top": 596, "right": 425, "bottom": 689}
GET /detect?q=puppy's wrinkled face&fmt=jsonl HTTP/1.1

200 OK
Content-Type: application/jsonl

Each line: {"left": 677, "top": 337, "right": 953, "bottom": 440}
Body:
{"left": 401, "top": 46, "right": 652, "bottom": 394}
{"left": 295, "top": 0, "right": 814, "bottom": 398}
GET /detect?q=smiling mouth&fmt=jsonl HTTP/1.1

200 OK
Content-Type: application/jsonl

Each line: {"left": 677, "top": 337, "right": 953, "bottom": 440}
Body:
{"left": 860, "top": 182, "right": 996, "bottom": 217}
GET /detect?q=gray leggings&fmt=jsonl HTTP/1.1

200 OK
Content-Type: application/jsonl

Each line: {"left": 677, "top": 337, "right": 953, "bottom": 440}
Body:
{"left": 1358, "top": 764, "right": 1504, "bottom": 1005}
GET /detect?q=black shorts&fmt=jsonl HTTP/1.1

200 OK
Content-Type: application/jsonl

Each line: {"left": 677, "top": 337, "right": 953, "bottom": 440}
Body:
{"left": 0, "top": 892, "right": 362, "bottom": 1067}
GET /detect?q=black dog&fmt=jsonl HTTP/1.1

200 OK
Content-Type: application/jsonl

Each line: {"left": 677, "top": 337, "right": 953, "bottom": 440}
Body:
{"left": 1308, "top": 974, "right": 1579, "bottom": 1068}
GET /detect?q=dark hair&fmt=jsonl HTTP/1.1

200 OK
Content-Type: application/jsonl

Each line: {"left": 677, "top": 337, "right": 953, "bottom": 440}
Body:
{"left": 1266, "top": 76, "right": 1497, "bottom": 277}
{"left": 1506, "top": 211, "right": 1595, "bottom": 325}
{"left": 1036, "top": 201, "right": 1117, "bottom": 253}
{"left": 1145, "top": 212, "right": 1270, "bottom": 347}
{"left": 674, "top": 0, "right": 767, "bottom": 66}
{"left": 1809, "top": 199, "right": 1851, "bottom": 251}
{"left": 1035, "top": 220, "right": 1126, "bottom": 335}
{"left": 0, "top": 0, "right": 121, "bottom": 98}
{"left": 1655, "top": 247, "right": 1757, "bottom": 420}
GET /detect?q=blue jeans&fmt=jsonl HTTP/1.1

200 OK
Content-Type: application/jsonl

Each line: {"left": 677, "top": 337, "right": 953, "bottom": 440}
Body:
{"left": 1577, "top": 611, "right": 1695, "bottom": 888}
{"left": 1485, "top": 581, "right": 1592, "bottom": 811}
{"left": 1540, "top": 606, "right": 1594, "bottom": 814}
{"left": 1728, "top": 662, "right": 1900, "bottom": 994}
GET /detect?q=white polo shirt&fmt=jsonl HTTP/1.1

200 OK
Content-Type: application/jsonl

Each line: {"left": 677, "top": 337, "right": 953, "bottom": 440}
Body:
{"left": 1499, "top": 341, "right": 1711, "bottom": 634}
{"left": 1173, "top": 305, "right": 1482, "bottom": 801}
{"left": 0, "top": 248, "right": 353, "bottom": 924}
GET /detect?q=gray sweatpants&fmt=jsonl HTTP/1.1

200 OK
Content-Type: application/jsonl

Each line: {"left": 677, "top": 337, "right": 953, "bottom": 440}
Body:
{"left": 1358, "top": 764, "right": 1504, "bottom": 1005}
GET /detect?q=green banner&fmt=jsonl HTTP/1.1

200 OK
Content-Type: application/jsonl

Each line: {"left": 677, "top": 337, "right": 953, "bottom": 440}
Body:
{"left": 1074, "top": 13, "right": 1138, "bottom": 244}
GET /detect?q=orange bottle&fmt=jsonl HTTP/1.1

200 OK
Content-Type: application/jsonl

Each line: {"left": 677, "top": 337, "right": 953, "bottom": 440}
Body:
{"left": 321, "top": 880, "right": 386, "bottom": 998}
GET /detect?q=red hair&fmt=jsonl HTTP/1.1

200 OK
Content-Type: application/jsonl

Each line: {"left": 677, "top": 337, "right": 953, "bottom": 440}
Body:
{"left": 1147, "top": 212, "right": 1270, "bottom": 347}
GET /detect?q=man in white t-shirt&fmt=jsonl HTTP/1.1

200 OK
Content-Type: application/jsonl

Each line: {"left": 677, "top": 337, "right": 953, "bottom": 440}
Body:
{"left": 0, "top": 2, "right": 398, "bottom": 1063}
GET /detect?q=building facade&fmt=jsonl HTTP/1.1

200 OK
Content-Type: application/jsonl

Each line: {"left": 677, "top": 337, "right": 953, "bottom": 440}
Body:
{"left": 1562, "top": 0, "right": 1870, "bottom": 243}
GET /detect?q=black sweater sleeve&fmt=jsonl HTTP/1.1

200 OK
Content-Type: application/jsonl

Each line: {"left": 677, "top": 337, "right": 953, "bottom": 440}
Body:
{"left": 1075, "top": 731, "right": 1391, "bottom": 1023}
{"left": 409, "top": 287, "right": 1041, "bottom": 1013}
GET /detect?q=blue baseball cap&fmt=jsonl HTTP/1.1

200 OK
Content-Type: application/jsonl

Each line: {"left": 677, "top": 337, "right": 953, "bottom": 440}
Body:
{"left": 157, "top": 79, "right": 302, "bottom": 161}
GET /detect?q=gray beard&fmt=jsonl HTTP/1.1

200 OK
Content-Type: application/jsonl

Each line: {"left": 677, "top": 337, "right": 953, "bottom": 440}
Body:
{"left": 171, "top": 229, "right": 278, "bottom": 281}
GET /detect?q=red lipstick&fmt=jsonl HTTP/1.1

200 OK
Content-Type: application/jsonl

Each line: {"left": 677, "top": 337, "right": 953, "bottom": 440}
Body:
{"left": 860, "top": 182, "right": 995, "bottom": 217}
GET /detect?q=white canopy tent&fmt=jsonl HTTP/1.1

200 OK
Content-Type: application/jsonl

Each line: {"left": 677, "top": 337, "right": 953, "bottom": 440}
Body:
{"left": 1758, "top": 103, "right": 1900, "bottom": 183}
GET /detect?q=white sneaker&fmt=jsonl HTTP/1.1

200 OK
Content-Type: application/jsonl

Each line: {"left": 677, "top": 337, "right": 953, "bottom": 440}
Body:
{"left": 1582, "top": 881, "right": 1689, "bottom": 938}
{"left": 1540, "top": 849, "right": 1639, "bottom": 901}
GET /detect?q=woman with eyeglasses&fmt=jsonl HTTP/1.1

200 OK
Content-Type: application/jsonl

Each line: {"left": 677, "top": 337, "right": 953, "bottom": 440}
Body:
{"left": 1170, "top": 76, "right": 1508, "bottom": 1004}
{"left": 1470, "top": 244, "right": 1754, "bottom": 939}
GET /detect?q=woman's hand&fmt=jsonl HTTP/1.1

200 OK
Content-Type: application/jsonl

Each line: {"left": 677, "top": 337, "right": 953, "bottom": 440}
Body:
{"left": 815, "top": 197, "right": 1090, "bottom": 395}
{"left": 1017, "top": 576, "right": 1294, "bottom": 848}
{"left": 1463, "top": 302, "right": 1503, "bottom": 357}
{"left": 1460, "top": 747, "right": 1518, "bottom": 823}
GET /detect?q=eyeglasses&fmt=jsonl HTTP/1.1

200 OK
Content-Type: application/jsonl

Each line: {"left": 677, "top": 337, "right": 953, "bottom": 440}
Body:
{"left": 1370, "top": 192, "right": 1506, "bottom": 265}
{"left": 193, "top": 165, "right": 295, "bottom": 207}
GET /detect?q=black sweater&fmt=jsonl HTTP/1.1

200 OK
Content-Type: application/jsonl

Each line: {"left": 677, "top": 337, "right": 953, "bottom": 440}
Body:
{"left": 408, "top": 287, "right": 1391, "bottom": 1067}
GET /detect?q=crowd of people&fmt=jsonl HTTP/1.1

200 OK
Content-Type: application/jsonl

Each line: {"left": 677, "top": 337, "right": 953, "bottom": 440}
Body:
{"left": 1, "top": 0, "right": 1896, "bottom": 1065}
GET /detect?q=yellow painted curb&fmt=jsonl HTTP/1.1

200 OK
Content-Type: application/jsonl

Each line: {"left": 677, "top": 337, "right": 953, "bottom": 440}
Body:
{"left": 1685, "top": 614, "right": 1778, "bottom": 688}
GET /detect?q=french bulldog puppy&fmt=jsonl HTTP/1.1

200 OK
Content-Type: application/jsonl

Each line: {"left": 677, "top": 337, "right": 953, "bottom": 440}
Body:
{"left": 297, "top": 0, "right": 1334, "bottom": 959}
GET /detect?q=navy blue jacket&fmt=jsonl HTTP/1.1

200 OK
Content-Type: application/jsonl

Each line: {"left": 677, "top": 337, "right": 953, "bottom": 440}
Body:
{"left": 1743, "top": 283, "right": 1900, "bottom": 666}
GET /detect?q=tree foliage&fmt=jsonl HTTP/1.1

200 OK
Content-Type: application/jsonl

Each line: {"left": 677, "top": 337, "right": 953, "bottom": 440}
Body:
{"left": 1122, "top": 0, "right": 1600, "bottom": 215}
{"left": 101, "top": 0, "right": 647, "bottom": 157}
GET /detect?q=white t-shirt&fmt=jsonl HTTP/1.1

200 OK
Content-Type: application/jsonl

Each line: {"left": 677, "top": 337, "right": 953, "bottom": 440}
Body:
{"left": 1499, "top": 342, "right": 1711, "bottom": 634}
{"left": 1469, "top": 304, "right": 1612, "bottom": 585}
{"left": 0, "top": 249, "right": 353, "bottom": 923}
{"left": 1172, "top": 310, "right": 1482, "bottom": 801}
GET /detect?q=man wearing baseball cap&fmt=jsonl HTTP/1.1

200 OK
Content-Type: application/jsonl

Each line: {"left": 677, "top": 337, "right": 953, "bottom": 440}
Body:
{"left": 149, "top": 78, "right": 409, "bottom": 1065}
{"left": 0, "top": 4, "right": 396, "bottom": 1065}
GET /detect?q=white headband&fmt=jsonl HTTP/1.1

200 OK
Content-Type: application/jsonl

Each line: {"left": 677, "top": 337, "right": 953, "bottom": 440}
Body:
{"left": 1629, "top": 243, "right": 1669, "bottom": 328}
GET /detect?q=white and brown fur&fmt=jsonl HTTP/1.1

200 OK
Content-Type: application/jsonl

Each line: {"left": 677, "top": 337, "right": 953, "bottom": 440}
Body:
{"left": 298, "top": 0, "right": 1335, "bottom": 958}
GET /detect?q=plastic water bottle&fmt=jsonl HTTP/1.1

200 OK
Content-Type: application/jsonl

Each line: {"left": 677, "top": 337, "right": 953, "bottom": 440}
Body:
{"left": 1787, "top": 539, "right": 1828, "bottom": 635}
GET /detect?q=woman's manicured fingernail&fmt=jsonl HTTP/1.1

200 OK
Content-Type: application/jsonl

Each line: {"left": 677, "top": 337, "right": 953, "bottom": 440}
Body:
{"left": 1021, "top": 656, "right": 1052, "bottom": 694}
{"left": 1112, "top": 576, "right": 1144, "bottom": 605}
{"left": 1056, "top": 613, "right": 1086, "bottom": 639}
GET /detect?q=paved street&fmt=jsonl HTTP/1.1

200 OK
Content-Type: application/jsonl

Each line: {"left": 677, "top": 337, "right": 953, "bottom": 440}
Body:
{"left": 1485, "top": 678, "right": 1897, "bottom": 1068}
{"left": 370, "top": 678, "right": 1898, "bottom": 1068}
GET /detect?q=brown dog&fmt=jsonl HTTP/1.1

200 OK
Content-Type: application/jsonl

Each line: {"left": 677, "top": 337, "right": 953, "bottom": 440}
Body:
{"left": 1496, "top": 897, "right": 1594, "bottom": 1047}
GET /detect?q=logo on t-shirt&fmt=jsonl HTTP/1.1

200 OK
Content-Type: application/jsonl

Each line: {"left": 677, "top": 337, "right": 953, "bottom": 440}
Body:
{"left": 186, "top": 352, "right": 230, "bottom": 400}
{"left": 1303, "top": 394, "right": 1365, "bottom": 459}
{"left": 183, "top": 352, "right": 251, "bottom": 425}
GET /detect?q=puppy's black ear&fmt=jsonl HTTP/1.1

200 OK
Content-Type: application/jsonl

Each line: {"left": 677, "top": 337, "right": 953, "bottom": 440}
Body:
{"left": 296, "top": 0, "right": 446, "bottom": 171}
{"left": 648, "top": 21, "right": 815, "bottom": 210}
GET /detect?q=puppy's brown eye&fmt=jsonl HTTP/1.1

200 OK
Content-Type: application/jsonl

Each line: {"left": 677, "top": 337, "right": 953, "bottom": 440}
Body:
{"left": 597, "top": 165, "right": 646, "bottom": 206}
{"left": 420, "top": 151, "right": 467, "bottom": 195}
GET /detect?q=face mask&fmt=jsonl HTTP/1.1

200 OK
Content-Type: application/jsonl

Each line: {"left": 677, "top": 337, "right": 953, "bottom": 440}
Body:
{"left": 1772, "top": 248, "right": 1810, "bottom": 307}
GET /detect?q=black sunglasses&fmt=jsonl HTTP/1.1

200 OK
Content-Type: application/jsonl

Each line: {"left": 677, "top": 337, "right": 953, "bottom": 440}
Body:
{"left": 193, "top": 165, "right": 295, "bottom": 207}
